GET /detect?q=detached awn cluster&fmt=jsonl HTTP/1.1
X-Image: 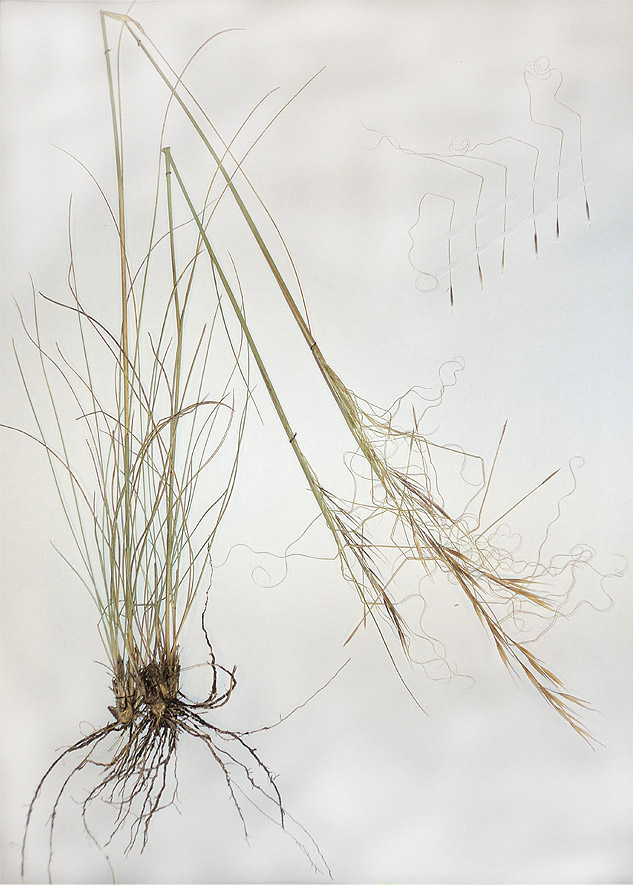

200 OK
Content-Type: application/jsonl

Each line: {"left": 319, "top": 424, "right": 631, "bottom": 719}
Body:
{"left": 7, "top": 8, "right": 614, "bottom": 882}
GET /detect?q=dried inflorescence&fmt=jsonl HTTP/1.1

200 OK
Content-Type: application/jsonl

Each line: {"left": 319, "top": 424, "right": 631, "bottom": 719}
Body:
{"left": 325, "top": 372, "right": 606, "bottom": 740}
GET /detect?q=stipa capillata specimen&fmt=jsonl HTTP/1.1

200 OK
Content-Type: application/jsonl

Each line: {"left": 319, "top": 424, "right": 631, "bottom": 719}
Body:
{"left": 7, "top": 9, "right": 623, "bottom": 881}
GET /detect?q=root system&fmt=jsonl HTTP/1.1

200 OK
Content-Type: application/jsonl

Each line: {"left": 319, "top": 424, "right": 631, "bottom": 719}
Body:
{"left": 22, "top": 640, "right": 331, "bottom": 882}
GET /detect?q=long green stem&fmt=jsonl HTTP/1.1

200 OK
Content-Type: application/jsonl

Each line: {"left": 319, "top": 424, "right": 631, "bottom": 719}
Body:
{"left": 163, "top": 151, "right": 314, "bottom": 491}
{"left": 101, "top": 12, "right": 137, "bottom": 668}
{"left": 163, "top": 155, "right": 183, "bottom": 658}
{"left": 164, "top": 148, "right": 417, "bottom": 693}
{"left": 163, "top": 153, "right": 359, "bottom": 591}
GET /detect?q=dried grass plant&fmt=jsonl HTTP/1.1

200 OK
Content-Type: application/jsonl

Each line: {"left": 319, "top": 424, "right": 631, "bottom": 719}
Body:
{"left": 4, "top": 9, "right": 621, "bottom": 882}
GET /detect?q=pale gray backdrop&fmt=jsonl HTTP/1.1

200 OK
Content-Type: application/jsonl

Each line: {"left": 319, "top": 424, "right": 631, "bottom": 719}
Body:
{"left": 1, "top": 2, "right": 632, "bottom": 883}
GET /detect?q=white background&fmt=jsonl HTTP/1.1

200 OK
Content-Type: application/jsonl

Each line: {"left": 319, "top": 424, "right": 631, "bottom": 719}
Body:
{"left": 1, "top": 1, "right": 632, "bottom": 883}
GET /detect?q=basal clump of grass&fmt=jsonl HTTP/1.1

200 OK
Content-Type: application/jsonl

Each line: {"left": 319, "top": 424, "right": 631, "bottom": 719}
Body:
{"left": 107, "top": 10, "right": 622, "bottom": 741}
{"left": 8, "top": 13, "right": 331, "bottom": 880}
